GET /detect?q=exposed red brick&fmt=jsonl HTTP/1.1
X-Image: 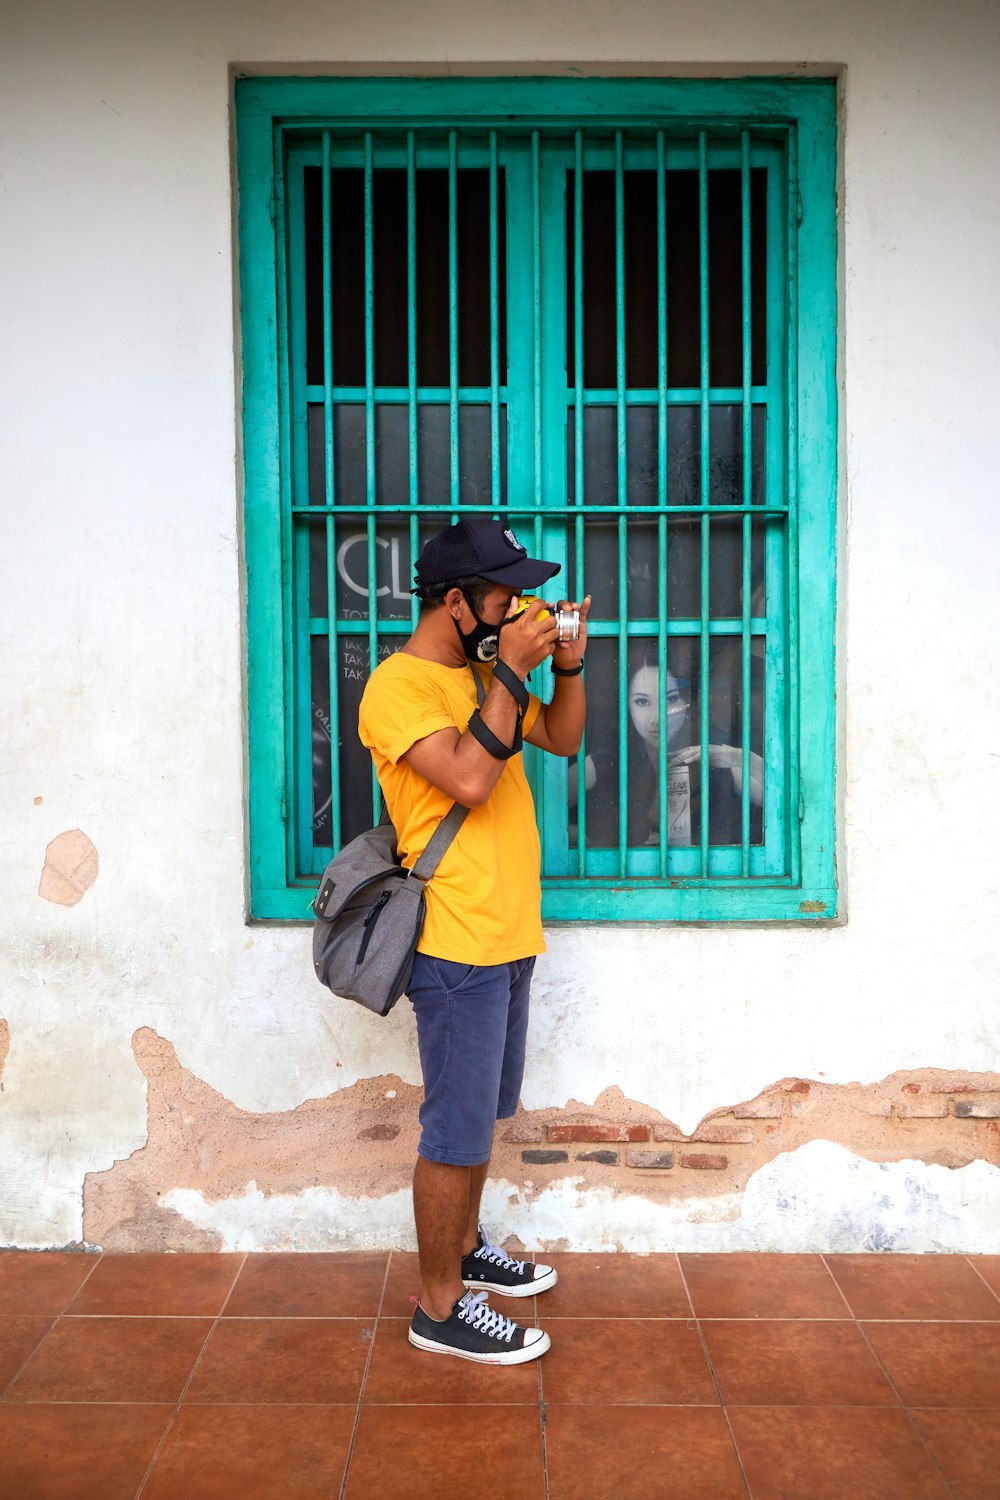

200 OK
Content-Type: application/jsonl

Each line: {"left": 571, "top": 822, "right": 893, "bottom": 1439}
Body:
{"left": 626, "top": 1149, "right": 674, "bottom": 1170}
{"left": 501, "top": 1121, "right": 544, "bottom": 1144}
{"left": 691, "top": 1125, "right": 754, "bottom": 1145}
{"left": 651, "top": 1124, "right": 684, "bottom": 1143}
{"left": 548, "top": 1124, "right": 650, "bottom": 1144}
{"left": 786, "top": 1081, "right": 810, "bottom": 1095}
{"left": 928, "top": 1074, "right": 1000, "bottom": 1094}
{"left": 901, "top": 1083, "right": 921, "bottom": 1096}
{"left": 357, "top": 1124, "right": 399, "bottom": 1141}
{"left": 897, "top": 1099, "right": 949, "bottom": 1119}
{"left": 680, "top": 1152, "right": 728, "bottom": 1171}
{"left": 734, "top": 1098, "right": 782, "bottom": 1120}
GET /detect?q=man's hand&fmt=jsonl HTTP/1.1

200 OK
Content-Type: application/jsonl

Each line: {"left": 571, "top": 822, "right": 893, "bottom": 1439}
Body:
{"left": 498, "top": 596, "right": 559, "bottom": 678}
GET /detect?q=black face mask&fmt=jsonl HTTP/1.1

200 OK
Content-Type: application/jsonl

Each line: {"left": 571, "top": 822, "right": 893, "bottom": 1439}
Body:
{"left": 453, "top": 592, "right": 505, "bottom": 664}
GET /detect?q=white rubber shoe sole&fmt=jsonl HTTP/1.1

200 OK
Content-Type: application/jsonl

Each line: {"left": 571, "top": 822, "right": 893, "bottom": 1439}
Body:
{"left": 408, "top": 1325, "right": 551, "bottom": 1364}
{"left": 461, "top": 1264, "right": 558, "bottom": 1298}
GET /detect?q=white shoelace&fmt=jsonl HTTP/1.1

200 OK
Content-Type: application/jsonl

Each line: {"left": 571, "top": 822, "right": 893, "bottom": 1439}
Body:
{"left": 458, "top": 1291, "right": 517, "bottom": 1343}
{"left": 475, "top": 1229, "right": 526, "bottom": 1275}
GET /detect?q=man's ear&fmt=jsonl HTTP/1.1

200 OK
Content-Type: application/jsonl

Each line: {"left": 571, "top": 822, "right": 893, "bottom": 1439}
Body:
{"left": 445, "top": 586, "right": 465, "bottom": 618}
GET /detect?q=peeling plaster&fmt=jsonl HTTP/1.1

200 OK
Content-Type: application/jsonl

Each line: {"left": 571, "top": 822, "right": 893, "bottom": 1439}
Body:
{"left": 83, "top": 1028, "right": 1000, "bottom": 1252}
{"left": 38, "top": 829, "right": 99, "bottom": 906}
{"left": 0, "top": 1019, "right": 9, "bottom": 1081}
{"left": 160, "top": 1144, "right": 1000, "bottom": 1254}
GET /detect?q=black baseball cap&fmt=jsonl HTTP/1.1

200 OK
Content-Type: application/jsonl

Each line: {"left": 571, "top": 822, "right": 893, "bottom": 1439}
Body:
{"left": 413, "top": 519, "right": 561, "bottom": 592}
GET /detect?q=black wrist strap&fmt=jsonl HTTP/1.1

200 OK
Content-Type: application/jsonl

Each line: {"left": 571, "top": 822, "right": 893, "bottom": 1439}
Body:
{"left": 492, "top": 659, "right": 529, "bottom": 711}
{"left": 467, "top": 707, "right": 522, "bottom": 760}
{"left": 552, "top": 657, "right": 585, "bottom": 676}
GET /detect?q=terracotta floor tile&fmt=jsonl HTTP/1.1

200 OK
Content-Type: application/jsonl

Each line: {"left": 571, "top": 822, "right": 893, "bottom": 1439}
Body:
{"left": 345, "top": 1404, "right": 545, "bottom": 1499}
{"left": 224, "top": 1251, "right": 388, "bottom": 1318}
{"left": 0, "top": 1251, "right": 99, "bottom": 1315}
{"left": 702, "top": 1319, "right": 898, "bottom": 1406}
{"left": 541, "top": 1252, "right": 691, "bottom": 1319}
{"left": 728, "top": 1406, "right": 951, "bottom": 1499}
{"left": 912, "top": 1408, "right": 1000, "bottom": 1500}
{"left": 186, "top": 1317, "right": 373, "bottom": 1404}
{"left": 540, "top": 1318, "right": 718, "bottom": 1406}
{"left": 6, "top": 1315, "right": 210, "bottom": 1404}
{"left": 66, "top": 1252, "right": 244, "bottom": 1316}
{"left": 364, "top": 1317, "right": 540, "bottom": 1404}
{"left": 679, "top": 1253, "right": 849, "bottom": 1320}
{"left": 969, "top": 1256, "right": 1000, "bottom": 1300}
{"left": 0, "top": 1315, "right": 56, "bottom": 1392}
{"left": 544, "top": 1405, "right": 748, "bottom": 1500}
{"left": 141, "top": 1403, "right": 355, "bottom": 1500}
{"left": 0, "top": 1403, "right": 172, "bottom": 1500}
{"left": 381, "top": 1251, "right": 424, "bottom": 1318}
{"left": 863, "top": 1321, "right": 1000, "bottom": 1406}
{"left": 826, "top": 1254, "right": 1000, "bottom": 1321}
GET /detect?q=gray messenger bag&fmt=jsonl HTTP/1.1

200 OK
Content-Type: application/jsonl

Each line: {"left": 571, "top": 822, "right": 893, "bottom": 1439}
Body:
{"left": 311, "top": 803, "right": 468, "bottom": 1017}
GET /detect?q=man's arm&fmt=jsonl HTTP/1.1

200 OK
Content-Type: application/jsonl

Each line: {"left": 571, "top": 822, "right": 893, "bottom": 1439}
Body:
{"left": 402, "top": 599, "right": 558, "bottom": 806}
{"left": 524, "top": 595, "right": 590, "bottom": 757}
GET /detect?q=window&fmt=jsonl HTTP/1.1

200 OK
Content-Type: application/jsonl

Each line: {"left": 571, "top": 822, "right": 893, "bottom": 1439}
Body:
{"left": 236, "top": 78, "right": 838, "bottom": 921}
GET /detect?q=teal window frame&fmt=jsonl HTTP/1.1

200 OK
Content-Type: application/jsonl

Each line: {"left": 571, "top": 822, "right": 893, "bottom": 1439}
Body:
{"left": 235, "top": 76, "right": 838, "bottom": 923}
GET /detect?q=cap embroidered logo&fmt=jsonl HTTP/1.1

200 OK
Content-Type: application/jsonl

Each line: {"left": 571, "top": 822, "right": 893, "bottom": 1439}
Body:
{"left": 503, "top": 527, "right": 523, "bottom": 552}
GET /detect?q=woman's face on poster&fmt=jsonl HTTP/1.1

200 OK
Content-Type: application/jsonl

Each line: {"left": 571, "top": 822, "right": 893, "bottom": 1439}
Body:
{"left": 628, "top": 665, "right": 690, "bottom": 750}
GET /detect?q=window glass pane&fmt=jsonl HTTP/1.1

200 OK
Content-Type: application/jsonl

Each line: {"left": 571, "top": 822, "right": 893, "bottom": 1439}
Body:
{"left": 309, "top": 631, "right": 407, "bottom": 860}
{"left": 303, "top": 163, "right": 506, "bottom": 389}
{"left": 566, "top": 164, "right": 767, "bottom": 390}
{"left": 567, "top": 404, "right": 765, "bottom": 509}
{"left": 416, "top": 405, "right": 507, "bottom": 506}
{"left": 308, "top": 403, "right": 506, "bottom": 510}
{"left": 707, "top": 637, "right": 765, "bottom": 845}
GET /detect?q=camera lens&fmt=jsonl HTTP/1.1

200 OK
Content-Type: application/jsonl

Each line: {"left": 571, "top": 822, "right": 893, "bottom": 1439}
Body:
{"left": 554, "top": 608, "right": 580, "bottom": 641}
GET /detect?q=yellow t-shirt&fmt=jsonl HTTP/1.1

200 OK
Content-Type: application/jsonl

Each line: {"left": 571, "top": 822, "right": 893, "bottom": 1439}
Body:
{"left": 358, "top": 650, "right": 545, "bottom": 965}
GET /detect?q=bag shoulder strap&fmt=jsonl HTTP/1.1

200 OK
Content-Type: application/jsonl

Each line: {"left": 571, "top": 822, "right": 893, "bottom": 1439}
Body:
{"left": 411, "top": 801, "right": 469, "bottom": 881}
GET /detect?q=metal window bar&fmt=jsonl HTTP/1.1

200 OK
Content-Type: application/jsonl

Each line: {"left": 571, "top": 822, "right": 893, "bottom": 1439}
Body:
{"left": 490, "top": 129, "right": 501, "bottom": 511}
{"left": 449, "top": 129, "right": 459, "bottom": 511}
{"left": 698, "top": 129, "right": 711, "bottom": 877}
{"left": 532, "top": 129, "right": 543, "bottom": 558}
{"left": 573, "top": 128, "right": 587, "bottom": 875}
{"left": 786, "top": 124, "right": 801, "bottom": 886}
{"left": 740, "top": 129, "right": 753, "bottom": 877}
{"left": 364, "top": 130, "right": 379, "bottom": 823}
{"left": 407, "top": 130, "right": 419, "bottom": 630}
{"left": 656, "top": 128, "right": 669, "bottom": 876}
{"left": 615, "top": 130, "right": 628, "bottom": 880}
{"left": 321, "top": 131, "right": 343, "bottom": 852}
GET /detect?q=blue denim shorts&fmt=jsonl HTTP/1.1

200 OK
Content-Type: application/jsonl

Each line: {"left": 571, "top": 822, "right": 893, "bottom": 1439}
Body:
{"left": 407, "top": 952, "right": 536, "bottom": 1166}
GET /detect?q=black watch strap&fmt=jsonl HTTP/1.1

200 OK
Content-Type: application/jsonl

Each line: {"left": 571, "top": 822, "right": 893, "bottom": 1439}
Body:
{"left": 467, "top": 707, "right": 523, "bottom": 760}
{"left": 551, "top": 657, "right": 585, "bottom": 676}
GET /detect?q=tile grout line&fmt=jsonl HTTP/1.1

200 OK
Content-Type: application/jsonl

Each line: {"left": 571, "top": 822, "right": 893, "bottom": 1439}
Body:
{"left": 674, "top": 1254, "right": 754, "bottom": 1500}
{"left": 537, "top": 1295, "right": 550, "bottom": 1500}
{"left": 131, "top": 1251, "right": 248, "bottom": 1500}
{"left": 1, "top": 1251, "right": 107, "bottom": 1402}
{"left": 816, "top": 1253, "right": 861, "bottom": 1318}
{"left": 964, "top": 1254, "right": 1000, "bottom": 1308}
{"left": 850, "top": 1305, "right": 959, "bottom": 1500}
{"left": 337, "top": 1251, "right": 393, "bottom": 1500}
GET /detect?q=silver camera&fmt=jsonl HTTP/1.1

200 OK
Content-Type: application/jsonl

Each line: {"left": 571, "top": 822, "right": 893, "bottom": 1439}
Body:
{"left": 553, "top": 607, "right": 581, "bottom": 642}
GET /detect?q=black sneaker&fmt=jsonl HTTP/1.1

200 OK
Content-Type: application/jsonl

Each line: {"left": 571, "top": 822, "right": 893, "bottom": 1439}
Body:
{"left": 409, "top": 1290, "right": 550, "bottom": 1365}
{"left": 461, "top": 1225, "right": 558, "bottom": 1298}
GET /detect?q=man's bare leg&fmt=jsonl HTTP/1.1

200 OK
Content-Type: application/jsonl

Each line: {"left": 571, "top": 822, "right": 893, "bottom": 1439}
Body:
{"left": 462, "top": 1158, "right": 489, "bottom": 1257}
{"left": 413, "top": 1155, "right": 472, "bottom": 1321}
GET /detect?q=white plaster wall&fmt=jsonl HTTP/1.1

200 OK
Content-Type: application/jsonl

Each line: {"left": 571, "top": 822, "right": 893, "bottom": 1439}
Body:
{"left": 2, "top": 0, "right": 999, "bottom": 1247}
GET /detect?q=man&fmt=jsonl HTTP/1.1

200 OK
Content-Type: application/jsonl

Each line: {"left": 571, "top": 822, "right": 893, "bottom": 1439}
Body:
{"left": 358, "top": 519, "right": 588, "bottom": 1365}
